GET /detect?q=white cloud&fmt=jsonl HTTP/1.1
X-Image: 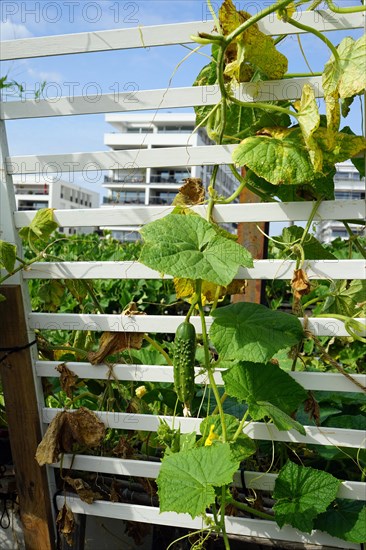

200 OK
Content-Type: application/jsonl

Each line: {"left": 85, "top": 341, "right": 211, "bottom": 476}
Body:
{"left": 0, "top": 20, "right": 33, "bottom": 40}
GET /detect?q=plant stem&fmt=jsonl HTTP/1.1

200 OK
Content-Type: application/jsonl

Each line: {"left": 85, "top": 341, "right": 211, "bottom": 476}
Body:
{"left": 196, "top": 281, "right": 227, "bottom": 442}
{"left": 224, "top": 165, "right": 276, "bottom": 203}
{"left": 81, "top": 280, "right": 105, "bottom": 314}
{"left": 233, "top": 408, "right": 250, "bottom": 441}
{"left": 326, "top": 0, "right": 366, "bottom": 13}
{"left": 227, "top": 497, "right": 274, "bottom": 520}
{"left": 343, "top": 222, "right": 366, "bottom": 259}
{"left": 0, "top": 253, "right": 42, "bottom": 284}
{"left": 220, "top": 486, "right": 230, "bottom": 550}
{"left": 286, "top": 17, "right": 340, "bottom": 64}
{"left": 283, "top": 72, "right": 322, "bottom": 78}
{"left": 301, "top": 197, "right": 323, "bottom": 246}
{"left": 228, "top": 94, "right": 299, "bottom": 120}
{"left": 212, "top": 391, "right": 228, "bottom": 415}
{"left": 143, "top": 334, "right": 173, "bottom": 366}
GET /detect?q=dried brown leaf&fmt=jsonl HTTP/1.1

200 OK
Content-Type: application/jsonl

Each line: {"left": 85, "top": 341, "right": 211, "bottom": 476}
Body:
{"left": 56, "top": 504, "right": 75, "bottom": 546}
{"left": 35, "top": 411, "right": 66, "bottom": 466}
{"left": 112, "top": 436, "right": 135, "bottom": 459}
{"left": 64, "top": 476, "right": 103, "bottom": 504}
{"left": 88, "top": 302, "right": 145, "bottom": 364}
{"left": 56, "top": 363, "right": 78, "bottom": 398}
{"left": 172, "top": 178, "right": 205, "bottom": 206}
{"left": 63, "top": 407, "right": 105, "bottom": 449}
{"left": 291, "top": 269, "right": 311, "bottom": 301}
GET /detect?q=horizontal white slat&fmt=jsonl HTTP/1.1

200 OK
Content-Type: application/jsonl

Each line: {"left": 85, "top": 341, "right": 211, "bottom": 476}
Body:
{"left": 1, "top": 77, "right": 323, "bottom": 120}
{"left": 13, "top": 200, "right": 366, "bottom": 227}
{"left": 29, "top": 313, "right": 366, "bottom": 338}
{"left": 42, "top": 408, "right": 365, "bottom": 448}
{"left": 57, "top": 497, "right": 357, "bottom": 549}
{"left": 52, "top": 455, "right": 366, "bottom": 501}
{"left": 1, "top": 12, "right": 362, "bottom": 61}
{"left": 35, "top": 362, "right": 366, "bottom": 394}
{"left": 6, "top": 145, "right": 236, "bottom": 174}
{"left": 21, "top": 259, "right": 366, "bottom": 281}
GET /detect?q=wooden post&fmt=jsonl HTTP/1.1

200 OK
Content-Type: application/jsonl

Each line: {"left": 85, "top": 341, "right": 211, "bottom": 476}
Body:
{"left": 0, "top": 285, "right": 55, "bottom": 550}
{"left": 234, "top": 169, "right": 268, "bottom": 304}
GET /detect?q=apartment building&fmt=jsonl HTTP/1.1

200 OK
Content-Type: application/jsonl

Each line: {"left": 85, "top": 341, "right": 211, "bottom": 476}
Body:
{"left": 13, "top": 175, "right": 100, "bottom": 234}
{"left": 102, "top": 113, "right": 238, "bottom": 240}
{"left": 316, "top": 162, "right": 365, "bottom": 243}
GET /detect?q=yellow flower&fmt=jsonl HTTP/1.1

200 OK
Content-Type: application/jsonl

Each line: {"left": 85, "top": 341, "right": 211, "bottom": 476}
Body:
{"left": 205, "top": 424, "right": 219, "bottom": 446}
{"left": 135, "top": 385, "right": 147, "bottom": 399}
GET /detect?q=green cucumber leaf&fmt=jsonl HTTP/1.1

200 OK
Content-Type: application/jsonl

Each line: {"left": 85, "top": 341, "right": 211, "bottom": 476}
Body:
{"left": 323, "top": 35, "right": 366, "bottom": 99}
{"left": 232, "top": 128, "right": 315, "bottom": 186}
{"left": 210, "top": 302, "right": 303, "bottom": 363}
{"left": 315, "top": 499, "right": 366, "bottom": 544}
{"left": 255, "top": 401, "right": 306, "bottom": 434}
{"left": 157, "top": 443, "right": 239, "bottom": 518}
{"left": 139, "top": 214, "right": 253, "bottom": 286}
{"left": 18, "top": 208, "right": 58, "bottom": 249}
{"left": 0, "top": 240, "right": 17, "bottom": 272}
{"left": 322, "top": 280, "right": 366, "bottom": 317}
{"left": 222, "top": 362, "right": 307, "bottom": 434}
{"left": 273, "top": 461, "right": 341, "bottom": 533}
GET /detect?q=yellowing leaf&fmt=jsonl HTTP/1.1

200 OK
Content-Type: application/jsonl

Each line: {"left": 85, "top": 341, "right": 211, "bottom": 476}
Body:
{"left": 323, "top": 35, "right": 366, "bottom": 99}
{"left": 298, "top": 84, "right": 322, "bottom": 171}
{"left": 174, "top": 277, "right": 247, "bottom": 305}
{"left": 219, "top": 0, "right": 288, "bottom": 82}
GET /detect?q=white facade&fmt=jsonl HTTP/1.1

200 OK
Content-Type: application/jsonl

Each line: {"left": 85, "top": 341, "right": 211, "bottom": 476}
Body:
{"left": 316, "top": 162, "right": 365, "bottom": 243}
{"left": 102, "top": 113, "right": 239, "bottom": 240}
{"left": 13, "top": 175, "right": 100, "bottom": 234}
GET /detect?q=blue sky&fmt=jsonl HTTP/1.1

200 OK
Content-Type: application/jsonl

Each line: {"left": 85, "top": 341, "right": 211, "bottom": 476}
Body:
{"left": 1, "top": 0, "right": 364, "bottom": 200}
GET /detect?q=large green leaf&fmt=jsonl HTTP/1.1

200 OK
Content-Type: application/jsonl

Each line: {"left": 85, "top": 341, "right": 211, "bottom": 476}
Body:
{"left": 210, "top": 302, "right": 303, "bottom": 363}
{"left": 273, "top": 461, "right": 341, "bottom": 533}
{"left": 233, "top": 126, "right": 365, "bottom": 186}
{"left": 157, "top": 443, "right": 239, "bottom": 518}
{"left": 323, "top": 35, "right": 366, "bottom": 99}
{"left": 315, "top": 499, "right": 366, "bottom": 544}
{"left": 222, "top": 362, "right": 307, "bottom": 433}
{"left": 232, "top": 128, "right": 316, "bottom": 185}
{"left": 139, "top": 214, "right": 253, "bottom": 286}
{"left": 0, "top": 240, "right": 17, "bottom": 272}
{"left": 279, "top": 225, "right": 337, "bottom": 260}
{"left": 18, "top": 208, "right": 58, "bottom": 249}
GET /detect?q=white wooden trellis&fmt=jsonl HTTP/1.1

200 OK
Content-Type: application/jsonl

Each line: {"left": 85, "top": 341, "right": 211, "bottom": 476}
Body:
{"left": 0, "top": 8, "right": 365, "bottom": 550}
